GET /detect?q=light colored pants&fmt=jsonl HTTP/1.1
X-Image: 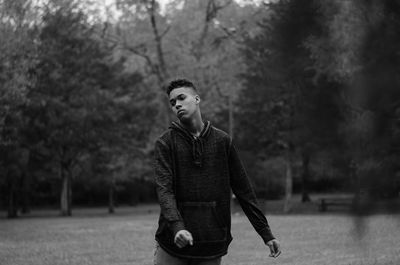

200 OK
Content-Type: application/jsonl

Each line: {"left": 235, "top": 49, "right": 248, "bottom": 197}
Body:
{"left": 154, "top": 243, "right": 222, "bottom": 265}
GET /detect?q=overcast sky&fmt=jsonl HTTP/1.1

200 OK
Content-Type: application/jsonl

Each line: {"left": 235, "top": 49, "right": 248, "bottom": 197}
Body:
{"left": 94, "top": 0, "right": 264, "bottom": 21}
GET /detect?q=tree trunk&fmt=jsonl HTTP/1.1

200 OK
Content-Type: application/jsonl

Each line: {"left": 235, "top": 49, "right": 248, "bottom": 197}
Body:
{"left": 108, "top": 177, "right": 115, "bottom": 214}
{"left": 160, "top": 91, "right": 172, "bottom": 127}
{"left": 229, "top": 94, "right": 235, "bottom": 210}
{"left": 60, "top": 166, "right": 72, "bottom": 216}
{"left": 21, "top": 149, "right": 31, "bottom": 214}
{"left": 21, "top": 171, "right": 31, "bottom": 214}
{"left": 229, "top": 93, "right": 234, "bottom": 138}
{"left": 7, "top": 185, "right": 18, "bottom": 218}
{"left": 149, "top": 0, "right": 168, "bottom": 82}
{"left": 301, "top": 151, "right": 311, "bottom": 202}
{"left": 149, "top": 0, "right": 170, "bottom": 130}
{"left": 7, "top": 166, "right": 19, "bottom": 218}
{"left": 283, "top": 150, "right": 293, "bottom": 213}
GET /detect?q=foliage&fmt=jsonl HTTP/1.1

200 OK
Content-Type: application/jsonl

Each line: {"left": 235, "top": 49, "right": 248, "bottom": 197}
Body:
{"left": 252, "top": 157, "right": 286, "bottom": 200}
{"left": 0, "top": 1, "right": 157, "bottom": 214}
{"left": 112, "top": 0, "right": 257, "bottom": 131}
{"left": 0, "top": 0, "right": 41, "bottom": 216}
{"left": 2, "top": 0, "right": 400, "bottom": 212}
{"left": 0, "top": 0, "right": 36, "bottom": 159}
{"left": 306, "top": 0, "right": 400, "bottom": 197}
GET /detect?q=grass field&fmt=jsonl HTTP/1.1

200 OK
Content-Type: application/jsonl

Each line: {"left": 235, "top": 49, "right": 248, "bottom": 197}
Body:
{"left": 1, "top": 205, "right": 400, "bottom": 265}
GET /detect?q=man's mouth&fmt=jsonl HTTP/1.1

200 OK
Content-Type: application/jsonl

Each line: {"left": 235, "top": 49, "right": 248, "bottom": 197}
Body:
{"left": 177, "top": 110, "right": 185, "bottom": 116}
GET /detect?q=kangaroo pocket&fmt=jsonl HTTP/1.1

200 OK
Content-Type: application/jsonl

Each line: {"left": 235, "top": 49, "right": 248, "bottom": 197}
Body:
{"left": 180, "top": 201, "right": 227, "bottom": 243}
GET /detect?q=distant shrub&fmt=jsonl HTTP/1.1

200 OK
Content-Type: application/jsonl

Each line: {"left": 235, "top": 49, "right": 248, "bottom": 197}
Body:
{"left": 357, "top": 157, "right": 400, "bottom": 199}
{"left": 251, "top": 157, "right": 286, "bottom": 200}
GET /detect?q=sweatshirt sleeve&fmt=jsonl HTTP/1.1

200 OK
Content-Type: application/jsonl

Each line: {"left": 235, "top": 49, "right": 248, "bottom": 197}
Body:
{"left": 154, "top": 138, "right": 186, "bottom": 236}
{"left": 228, "top": 138, "right": 275, "bottom": 244}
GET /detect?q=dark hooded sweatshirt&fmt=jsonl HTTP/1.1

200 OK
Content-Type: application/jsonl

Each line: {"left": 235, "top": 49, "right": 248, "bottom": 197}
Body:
{"left": 154, "top": 121, "right": 274, "bottom": 259}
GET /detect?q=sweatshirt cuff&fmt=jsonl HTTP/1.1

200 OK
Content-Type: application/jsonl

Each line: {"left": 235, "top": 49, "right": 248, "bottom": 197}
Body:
{"left": 170, "top": 221, "right": 186, "bottom": 236}
{"left": 259, "top": 227, "right": 275, "bottom": 244}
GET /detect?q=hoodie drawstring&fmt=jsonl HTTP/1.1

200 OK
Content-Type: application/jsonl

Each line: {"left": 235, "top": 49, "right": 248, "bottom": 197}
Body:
{"left": 170, "top": 121, "right": 210, "bottom": 167}
{"left": 192, "top": 137, "right": 204, "bottom": 167}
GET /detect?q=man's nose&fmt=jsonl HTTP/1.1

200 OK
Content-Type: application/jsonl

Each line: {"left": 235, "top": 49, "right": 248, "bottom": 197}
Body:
{"left": 175, "top": 103, "right": 182, "bottom": 110}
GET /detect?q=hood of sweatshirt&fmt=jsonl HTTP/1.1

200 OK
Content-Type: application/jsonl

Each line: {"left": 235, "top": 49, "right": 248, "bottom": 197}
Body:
{"left": 169, "top": 120, "right": 211, "bottom": 167}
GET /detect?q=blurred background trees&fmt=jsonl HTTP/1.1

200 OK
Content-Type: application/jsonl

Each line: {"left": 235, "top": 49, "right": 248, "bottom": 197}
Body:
{"left": 1, "top": 0, "right": 400, "bottom": 217}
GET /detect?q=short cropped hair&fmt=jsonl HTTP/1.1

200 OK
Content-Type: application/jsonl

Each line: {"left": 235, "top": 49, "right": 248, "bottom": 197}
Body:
{"left": 166, "top": 79, "right": 197, "bottom": 96}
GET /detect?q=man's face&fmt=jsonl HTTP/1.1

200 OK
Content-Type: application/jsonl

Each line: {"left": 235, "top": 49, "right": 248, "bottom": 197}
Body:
{"left": 169, "top": 87, "right": 200, "bottom": 121}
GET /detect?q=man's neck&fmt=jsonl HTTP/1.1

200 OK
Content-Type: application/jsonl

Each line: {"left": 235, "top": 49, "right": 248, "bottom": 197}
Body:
{"left": 180, "top": 117, "right": 204, "bottom": 137}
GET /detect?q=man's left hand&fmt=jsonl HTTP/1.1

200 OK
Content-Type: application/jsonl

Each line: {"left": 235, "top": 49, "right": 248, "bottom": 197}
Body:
{"left": 266, "top": 239, "right": 281, "bottom": 258}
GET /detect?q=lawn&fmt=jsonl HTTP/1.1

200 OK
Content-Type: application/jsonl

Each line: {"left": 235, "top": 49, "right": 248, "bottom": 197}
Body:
{"left": 1, "top": 205, "right": 399, "bottom": 265}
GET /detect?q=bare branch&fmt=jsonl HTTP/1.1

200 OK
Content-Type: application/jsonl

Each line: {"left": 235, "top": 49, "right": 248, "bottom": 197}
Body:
{"left": 146, "top": 0, "right": 168, "bottom": 84}
{"left": 194, "top": 0, "right": 233, "bottom": 60}
{"left": 122, "top": 43, "right": 160, "bottom": 78}
{"left": 339, "top": 90, "right": 365, "bottom": 115}
{"left": 160, "top": 25, "right": 170, "bottom": 39}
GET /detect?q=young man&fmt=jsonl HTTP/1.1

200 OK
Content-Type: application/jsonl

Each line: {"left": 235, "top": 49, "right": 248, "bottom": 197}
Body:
{"left": 154, "top": 79, "right": 281, "bottom": 264}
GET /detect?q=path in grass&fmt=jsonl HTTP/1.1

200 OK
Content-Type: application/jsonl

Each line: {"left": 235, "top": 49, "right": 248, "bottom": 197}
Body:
{"left": 1, "top": 208, "right": 399, "bottom": 265}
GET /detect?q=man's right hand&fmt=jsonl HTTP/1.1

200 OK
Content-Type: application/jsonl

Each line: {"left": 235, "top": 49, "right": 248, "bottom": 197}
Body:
{"left": 174, "top": 230, "right": 193, "bottom": 248}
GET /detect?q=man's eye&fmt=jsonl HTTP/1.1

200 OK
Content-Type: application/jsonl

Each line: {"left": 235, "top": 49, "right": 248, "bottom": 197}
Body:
{"left": 170, "top": 100, "right": 176, "bottom": 106}
{"left": 178, "top": 95, "right": 185, "bottom": 100}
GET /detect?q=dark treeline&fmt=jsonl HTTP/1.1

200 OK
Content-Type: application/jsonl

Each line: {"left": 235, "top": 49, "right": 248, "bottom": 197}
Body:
{"left": 1, "top": 0, "right": 400, "bottom": 218}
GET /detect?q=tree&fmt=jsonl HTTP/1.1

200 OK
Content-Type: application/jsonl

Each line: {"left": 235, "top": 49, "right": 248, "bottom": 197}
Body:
{"left": 0, "top": 0, "right": 39, "bottom": 217}
{"left": 109, "top": 0, "right": 250, "bottom": 135}
{"left": 238, "top": 0, "right": 343, "bottom": 211}
{"left": 306, "top": 0, "right": 400, "bottom": 200}
{"left": 25, "top": 1, "right": 147, "bottom": 216}
{"left": 89, "top": 68, "right": 156, "bottom": 213}
{"left": 113, "top": 0, "right": 171, "bottom": 135}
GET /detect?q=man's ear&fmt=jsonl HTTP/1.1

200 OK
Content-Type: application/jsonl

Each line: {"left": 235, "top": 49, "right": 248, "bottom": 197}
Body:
{"left": 195, "top": 95, "right": 201, "bottom": 104}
